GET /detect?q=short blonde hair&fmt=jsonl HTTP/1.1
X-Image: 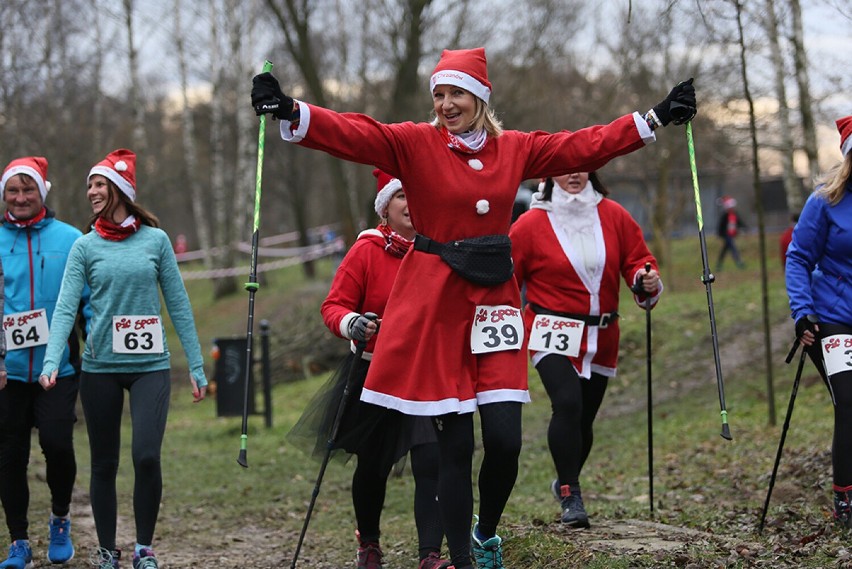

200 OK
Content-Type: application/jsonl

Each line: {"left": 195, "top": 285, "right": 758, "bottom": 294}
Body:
{"left": 430, "top": 95, "right": 503, "bottom": 137}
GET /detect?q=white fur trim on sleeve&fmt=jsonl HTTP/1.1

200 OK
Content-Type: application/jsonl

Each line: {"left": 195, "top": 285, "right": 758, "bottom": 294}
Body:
{"left": 632, "top": 112, "right": 657, "bottom": 145}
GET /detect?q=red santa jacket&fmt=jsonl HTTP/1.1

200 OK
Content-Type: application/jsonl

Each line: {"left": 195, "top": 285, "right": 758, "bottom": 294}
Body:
{"left": 284, "top": 104, "right": 653, "bottom": 415}
{"left": 510, "top": 199, "right": 661, "bottom": 378}
{"left": 321, "top": 228, "right": 403, "bottom": 358}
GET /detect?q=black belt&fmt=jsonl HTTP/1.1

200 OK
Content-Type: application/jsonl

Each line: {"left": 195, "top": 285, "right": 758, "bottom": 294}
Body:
{"left": 413, "top": 234, "right": 441, "bottom": 254}
{"left": 529, "top": 303, "right": 619, "bottom": 329}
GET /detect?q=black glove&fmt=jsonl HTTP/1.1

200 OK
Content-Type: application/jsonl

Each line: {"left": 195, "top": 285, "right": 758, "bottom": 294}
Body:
{"left": 795, "top": 314, "right": 818, "bottom": 339}
{"left": 348, "top": 312, "right": 378, "bottom": 343}
{"left": 251, "top": 72, "right": 294, "bottom": 120}
{"left": 652, "top": 78, "right": 697, "bottom": 126}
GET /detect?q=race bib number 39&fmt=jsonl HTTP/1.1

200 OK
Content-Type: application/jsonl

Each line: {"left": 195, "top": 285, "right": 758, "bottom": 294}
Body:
{"left": 470, "top": 305, "right": 524, "bottom": 354}
{"left": 528, "top": 314, "right": 584, "bottom": 357}
{"left": 821, "top": 334, "right": 852, "bottom": 377}
{"left": 113, "top": 315, "right": 164, "bottom": 354}
{"left": 3, "top": 309, "right": 50, "bottom": 350}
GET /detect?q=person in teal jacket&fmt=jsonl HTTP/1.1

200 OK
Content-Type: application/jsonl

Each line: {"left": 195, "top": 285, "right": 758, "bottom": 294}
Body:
{"left": 0, "top": 156, "right": 90, "bottom": 569}
{"left": 40, "top": 149, "right": 207, "bottom": 569}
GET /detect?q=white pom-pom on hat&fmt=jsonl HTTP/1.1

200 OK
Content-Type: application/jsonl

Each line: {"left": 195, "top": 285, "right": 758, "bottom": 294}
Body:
{"left": 115, "top": 160, "right": 128, "bottom": 172}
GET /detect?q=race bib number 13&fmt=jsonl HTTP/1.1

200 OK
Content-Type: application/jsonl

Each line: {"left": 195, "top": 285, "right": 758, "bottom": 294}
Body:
{"left": 470, "top": 305, "right": 524, "bottom": 354}
{"left": 821, "top": 334, "right": 852, "bottom": 377}
{"left": 3, "top": 309, "right": 50, "bottom": 350}
{"left": 113, "top": 315, "right": 164, "bottom": 354}
{"left": 528, "top": 314, "right": 584, "bottom": 357}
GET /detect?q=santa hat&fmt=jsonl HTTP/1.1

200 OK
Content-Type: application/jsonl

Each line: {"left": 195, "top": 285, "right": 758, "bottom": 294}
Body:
{"left": 373, "top": 168, "right": 402, "bottom": 216}
{"left": 1, "top": 156, "right": 51, "bottom": 201}
{"left": 837, "top": 116, "right": 852, "bottom": 158}
{"left": 719, "top": 195, "right": 737, "bottom": 209}
{"left": 429, "top": 47, "right": 492, "bottom": 104}
{"left": 89, "top": 149, "right": 137, "bottom": 201}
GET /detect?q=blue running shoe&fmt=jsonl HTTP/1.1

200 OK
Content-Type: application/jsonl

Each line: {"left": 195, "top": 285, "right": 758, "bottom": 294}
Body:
{"left": 0, "top": 540, "right": 33, "bottom": 569}
{"left": 91, "top": 547, "right": 121, "bottom": 569}
{"left": 47, "top": 516, "right": 75, "bottom": 563}
{"left": 132, "top": 548, "right": 158, "bottom": 569}
{"left": 470, "top": 522, "right": 504, "bottom": 569}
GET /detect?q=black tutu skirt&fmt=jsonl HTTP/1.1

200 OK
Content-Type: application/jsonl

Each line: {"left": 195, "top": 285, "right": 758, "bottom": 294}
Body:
{"left": 287, "top": 351, "right": 436, "bottom": 467}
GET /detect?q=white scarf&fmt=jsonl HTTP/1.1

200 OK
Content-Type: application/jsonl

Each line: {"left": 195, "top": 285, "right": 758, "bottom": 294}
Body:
{"left": 530, "top": 180, "right": 602, "bottom": 237}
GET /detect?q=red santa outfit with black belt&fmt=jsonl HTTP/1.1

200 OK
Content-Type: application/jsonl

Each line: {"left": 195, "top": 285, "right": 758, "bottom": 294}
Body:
{"left": 280, "top": 100, "right": 657, "bottom": 417}
{"left": 510, "top": 182, "right": 662, "bottom": 378}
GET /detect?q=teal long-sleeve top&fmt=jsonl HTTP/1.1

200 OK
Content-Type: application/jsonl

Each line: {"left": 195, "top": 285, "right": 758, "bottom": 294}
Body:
{"left": 42, "top": 225, "right": 207, "bottom": 386}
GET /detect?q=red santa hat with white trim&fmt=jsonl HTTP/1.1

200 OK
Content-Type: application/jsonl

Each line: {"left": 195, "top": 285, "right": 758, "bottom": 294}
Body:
{"left": 429, "top": 47, "right": 492, "bottom": 104}
{"left": 373, "top": 168, "right": 402, "bottom": 216}
{"left": 837, "top": 116, "right": 852, "bottom": 158}
{"left": 1, "top": 156, "right": 51, "bottom": 201}
{"left": 89, "top": 148, "right": 137, "bottom": 202}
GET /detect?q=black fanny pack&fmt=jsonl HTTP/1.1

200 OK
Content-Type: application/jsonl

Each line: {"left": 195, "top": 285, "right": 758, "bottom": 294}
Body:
{"left": 413, "top": 234, "right": 513, "bottom": 286}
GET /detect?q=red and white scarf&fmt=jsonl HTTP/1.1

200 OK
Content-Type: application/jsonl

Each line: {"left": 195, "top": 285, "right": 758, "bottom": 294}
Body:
{"left": 439, "top": 126, "right": 488, "bottom": 154}
{"left": 94, "top": 215, "right": 142, "bottom": 241}
{"left": 377, "top": 223, "right": 412, "bottom": 258}
{"left": 4, "top": 207, "right": 47, "bottom": 228}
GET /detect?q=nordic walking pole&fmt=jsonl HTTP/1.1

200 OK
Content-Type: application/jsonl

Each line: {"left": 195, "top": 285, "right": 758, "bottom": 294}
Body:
{"left": 632, "top": 262, "right": 655, "bottom": 514}
{"left": 686, "top": 120, "right": 732, "bottom": 440}
{"left": 291, "top": 315, "right": 377, "bottom": 568}
{"left": 238, "top": 59, "right": 274, "bottom": 468}
{"left": 758, "top": 343, "right": 807, "bottom": 533}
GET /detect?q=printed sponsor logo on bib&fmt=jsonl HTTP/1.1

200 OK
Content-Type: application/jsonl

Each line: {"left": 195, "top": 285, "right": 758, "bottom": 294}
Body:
{"left": 528, "top": 314, "right": 584, "bottom": 357}
{"left": 821, "top": 334, "right": 852, "bottom": 377}
{"left": 470, "top": 305, "right": 524, "bottom": 354}
{"left": 112, "top": 315, "right": 164, "bottom": 354}
{"left": 3, "top": 309, "right": 49, "bottom": 350}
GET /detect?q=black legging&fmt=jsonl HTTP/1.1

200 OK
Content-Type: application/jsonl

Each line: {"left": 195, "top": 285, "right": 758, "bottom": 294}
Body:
{"left": 80, "top": 370, "right": 170, "bottom": 550}
{"left": 432, "top": 402, "right": 522, "bottom": 569}
{"left": 0, "top": 377, "right": 78, "bottom": 541}
{"left": 535, "top": 354, "right": 608, "bottom": 488}
{"left": 352, "top": 441, "right": 443, "bottom": 560}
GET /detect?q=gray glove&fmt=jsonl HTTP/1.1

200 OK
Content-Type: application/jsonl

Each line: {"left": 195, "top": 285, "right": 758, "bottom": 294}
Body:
{"left": 348, "top": 312, "right": 378, "bottom": 342}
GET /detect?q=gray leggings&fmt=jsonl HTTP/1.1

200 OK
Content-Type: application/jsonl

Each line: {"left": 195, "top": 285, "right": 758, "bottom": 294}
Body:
{"left": 80, "top": 370, "right": 170, "bottom": 550}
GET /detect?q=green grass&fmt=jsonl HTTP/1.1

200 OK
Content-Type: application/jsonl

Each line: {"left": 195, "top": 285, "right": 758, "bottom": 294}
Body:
{"left": 16, "top": 232, "right": 848, "bottom": 568}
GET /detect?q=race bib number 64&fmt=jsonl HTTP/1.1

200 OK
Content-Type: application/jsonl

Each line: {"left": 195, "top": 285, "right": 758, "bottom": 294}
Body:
{"left": 470, "top": 305, "right": 524, "bottom": 354}
{"left": 821, "top": 334, "right": 852, "bottom": 377}
{"left": 3, "top": 309, "right": 50, "bottom": 350}
{"left": 113, "top": 315, "right": 164, "bottom": 354}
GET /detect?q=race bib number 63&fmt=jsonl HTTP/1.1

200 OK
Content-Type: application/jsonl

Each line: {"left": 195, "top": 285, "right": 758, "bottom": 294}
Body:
{"left": 113, "top": 315, "right": 164, "bottom": 354}
{"left": 470, "top": 305, "right": 524, "bottom": 354}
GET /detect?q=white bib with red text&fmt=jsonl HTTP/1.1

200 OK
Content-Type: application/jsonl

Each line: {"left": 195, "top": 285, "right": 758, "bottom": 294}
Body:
{"left": 528, "top": 314, "right": 584, "bottom": 357}
{"left": 470, "top": 305, "right": 524, "bottom": 354}
{"left": 3, "top": 309, "right": 49, "bottom": 350}
{"left": 112, "top": 315, "right": 164, "bottom": 354}
{"left": 821, "top": 334, "right": 852, "bottom": 377}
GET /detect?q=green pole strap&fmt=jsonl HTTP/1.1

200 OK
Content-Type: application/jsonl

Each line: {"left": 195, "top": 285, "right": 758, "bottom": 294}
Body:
{"left": 686, "top": 121, "right": 703, "bottom": 232}
{"left": 240, "top": 434, "right": 248, "bottom": 451}
{"left": 720, "top": 409, "right": 729, "bottom": 425}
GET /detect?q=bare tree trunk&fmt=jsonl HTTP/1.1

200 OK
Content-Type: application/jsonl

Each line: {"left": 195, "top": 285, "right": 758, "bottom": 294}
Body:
{"left": 175, "top": 0, "right": 214, "bottom": 269}
{"left": 123, "top": 0, "right": 147, "bottom": 156}
{"left": 765, "top": 0, "right": 799, "bottom": 215}
{"left": 232, "top": 0, "right": 254, "bottom": 249}
{"left": 789, "top": 0, "right": 818, "bottom": 191}
{"left": 91, "top": 0, "right": 104, "bottom": 154}
{"left": 735, "top": 0, "right": 776, "bottom": 425}
{"left": 264, "top": 0, "right": 356, "bottom": 245}
{"left": 209, "top": 0, "right": 238, "bottom": 297}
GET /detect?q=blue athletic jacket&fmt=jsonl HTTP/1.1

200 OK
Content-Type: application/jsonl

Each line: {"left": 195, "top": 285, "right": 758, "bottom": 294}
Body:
{"left": 785, "top": 182, "right": 852, "bottom": 326}
{"left": 0, "top": 209, "right": 91, "bottom": 382}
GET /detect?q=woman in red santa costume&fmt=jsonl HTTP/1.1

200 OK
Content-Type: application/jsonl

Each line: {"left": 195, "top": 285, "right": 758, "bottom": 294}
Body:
{"left": 510, "top": 171, "right": 661, "bottom": 529}
{"left": 252, "top": 48, "right": 695, "bottom": 569}
{"left": 289, "top": 170, "right": 446, "bottom": 569}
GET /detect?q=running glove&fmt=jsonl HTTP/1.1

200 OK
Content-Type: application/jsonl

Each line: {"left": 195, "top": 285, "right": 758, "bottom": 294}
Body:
{"left": 652, "top": 78, "right": 697, "bottom": 126}
{"left": 251, "top": 72, "right": 295, "bottom": 120}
